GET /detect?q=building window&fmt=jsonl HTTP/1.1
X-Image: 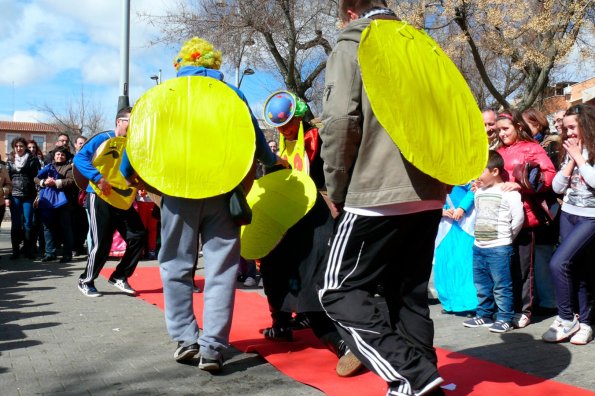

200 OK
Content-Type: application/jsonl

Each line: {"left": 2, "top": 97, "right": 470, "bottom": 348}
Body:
{"left": 31, "top": 135, "right": 46, "bottom": 154}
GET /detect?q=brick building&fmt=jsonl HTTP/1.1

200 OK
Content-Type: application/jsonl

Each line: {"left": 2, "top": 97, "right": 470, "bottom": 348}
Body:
{"left": 0, "top": 121, "right": 62, "bottom": 160}
{"left": 542, "top": 76, "right": 595, "bottom": 114}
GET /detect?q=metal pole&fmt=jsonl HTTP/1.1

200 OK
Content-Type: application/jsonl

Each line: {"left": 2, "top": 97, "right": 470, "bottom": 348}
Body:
{"left": 117, "top": 0, "right": 131, "bottom": 112}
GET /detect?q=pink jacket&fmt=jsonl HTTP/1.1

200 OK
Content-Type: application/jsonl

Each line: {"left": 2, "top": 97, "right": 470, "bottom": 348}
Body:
{"left": 498, "top": 140, "right": 556, "bottom": 228}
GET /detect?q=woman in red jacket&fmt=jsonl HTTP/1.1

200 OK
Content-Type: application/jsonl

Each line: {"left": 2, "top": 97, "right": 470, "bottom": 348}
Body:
{"left": 495, "top": 109, "right": 557, "bottom": 328}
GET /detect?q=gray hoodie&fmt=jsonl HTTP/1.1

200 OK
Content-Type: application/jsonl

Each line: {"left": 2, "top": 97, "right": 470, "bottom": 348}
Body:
{"left": 320, "top": 17, "right": 446, "bottom": 209}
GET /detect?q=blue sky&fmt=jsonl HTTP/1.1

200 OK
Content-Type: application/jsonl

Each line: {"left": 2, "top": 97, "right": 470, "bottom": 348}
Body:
{"left": 0, "top": 0, "right": 277, "bottom": 129}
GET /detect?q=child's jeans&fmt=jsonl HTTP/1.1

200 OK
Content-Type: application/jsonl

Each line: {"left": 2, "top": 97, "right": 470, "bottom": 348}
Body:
{"left": 473, "top": 244, "right": 514, "bottom": 322}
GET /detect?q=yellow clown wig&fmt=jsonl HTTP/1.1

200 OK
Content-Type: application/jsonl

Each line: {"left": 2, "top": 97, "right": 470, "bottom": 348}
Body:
{"left": 173, "top": 37, "right": 222, "bottom": 71}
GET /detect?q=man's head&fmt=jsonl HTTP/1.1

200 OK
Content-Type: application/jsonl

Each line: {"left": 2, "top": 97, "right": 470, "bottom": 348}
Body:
{"left": 56, "top": 133, "right": 70, "bottom": 149}
{"left": 115, "top": 106, "right": 132, "bottom": 137}
{"left": 74, "top": 135, "right": 87, "bottom": 152}
{"left": 482, "top": 109, "right": 497, "bottom": 143}
{"left": 554, "top": 109, "right": 566, "bottom": 134}
{"left": 174, "top": 37, "right": 222, "bottom": 71}
{"left": 339, "top": 0, "right": 388, "bottom": 23}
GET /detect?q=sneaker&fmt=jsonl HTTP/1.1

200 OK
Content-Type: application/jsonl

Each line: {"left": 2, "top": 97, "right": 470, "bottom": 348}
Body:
{"left": 336, "top": 349, "right": 363, "bottom": 377}
{"left": 173, "top": 341, "right": 199, "bottom": 362}
{"left": 199, "top": 354, "right": 223, "bottom": 372}
{"left": 462, "top": 316, "right": 494, "bottom": 328}
{"left": 108, "top": 277, "right": 136, "bottom": 295}
{"left": 542, "top": 316, "right": 580, "bottom": 342}
{"left": 512, "top": 313, "right": 531, "bottom": 328}
{"left": 41, "top": 255, "right": 57, "bottom": 262}
{"left": 289, "top": 313, "right": 311, "bottom": 330}
{"left": 243, "top": 276, "right": 258, "bottom": 287}
{"left": 489, "top": 320, "right": 513, "bottom": 333}
{"left": 570, "top": 323, "right": 593, "bottom": 345}
{"left": 78, "top": 281, "right": 102, "bottom": 297}
{"left": 262, "top": 325, "right": 293, "bottom": 341}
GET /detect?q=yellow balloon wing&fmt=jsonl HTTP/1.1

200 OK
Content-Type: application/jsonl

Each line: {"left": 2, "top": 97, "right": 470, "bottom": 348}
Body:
{"left": 359, "top": 20, "right": 487, "bottom": 185}
{"left": 127, "top": 76, "right": 256, "bottom": 199}
{"left": 240, "top": 169, "right": 318, "bottom": 260}
{"left": 89, "top": 137, "right": 137, "bottom": 210}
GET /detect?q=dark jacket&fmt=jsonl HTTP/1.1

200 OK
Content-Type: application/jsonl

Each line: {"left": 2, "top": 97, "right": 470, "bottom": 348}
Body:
{"left": 7, "top": 152, "right": 42, "bottom": 199}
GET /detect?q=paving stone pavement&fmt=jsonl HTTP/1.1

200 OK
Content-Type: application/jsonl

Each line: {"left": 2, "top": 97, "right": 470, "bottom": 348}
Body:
{"left": 1, "top": 223, "right": 594, "bottom": 395}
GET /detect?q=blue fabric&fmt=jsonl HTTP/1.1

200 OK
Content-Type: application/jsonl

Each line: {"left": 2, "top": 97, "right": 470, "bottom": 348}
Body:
{"left": 434, "top": 224, "right": 477, "bottom": 312}
{"left": 73, "top": 131, "right": 115, "bottom": 193}
{"left": 472, "top": 244, "right": 514, "bottom": 322}
{"left": 444, "top": 183, "right": 474, "bottom": 213}
{"left": 10, "top": 196, "right": 34, "bottom": 237}
{"left": 549, "top": 212, "right": 595, "bottom": 323}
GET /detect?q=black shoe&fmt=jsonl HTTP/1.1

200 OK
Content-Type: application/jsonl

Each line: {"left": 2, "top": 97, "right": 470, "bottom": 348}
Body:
{"left": 173, "top": 341, "right": 199, "bottom": 362}
{"left": 108, "top": 277, "right": 136, "bottom": 295}
{"left": 59, "top": 256, "right": 72, "bottom": 263}
{"left": 262, "top": 326, "right": 293, "bottom": 342}
{"left": 198, "top": 355, "right": 223, "bottom": 372}
{"left": 289, "top": 313, "right": 311, "bottom": 330}
{"left": 41, "top": 255, "right": 57, "bottom": 262}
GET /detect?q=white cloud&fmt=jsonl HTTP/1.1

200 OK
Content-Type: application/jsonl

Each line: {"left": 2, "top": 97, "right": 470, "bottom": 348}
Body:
{"left": 12, "top": 110, "right": 49, "bottom": 122}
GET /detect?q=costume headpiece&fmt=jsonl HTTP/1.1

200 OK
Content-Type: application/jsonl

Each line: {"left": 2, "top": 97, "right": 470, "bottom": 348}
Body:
{"left": 263, "top": 91, "right": 308, "bottom": 127}
{"left": 174, "top": 37, "right": 222, "bottom": 71}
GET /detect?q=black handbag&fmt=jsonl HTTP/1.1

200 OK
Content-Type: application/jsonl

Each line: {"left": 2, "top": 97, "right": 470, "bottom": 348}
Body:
{"left": 228, "top": 185, "right": 252, "bottom": 226}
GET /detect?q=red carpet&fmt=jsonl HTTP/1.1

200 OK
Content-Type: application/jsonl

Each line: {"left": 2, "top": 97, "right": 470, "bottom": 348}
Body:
{"left": 101, "top": 267, "right": 595, "bottom": 396}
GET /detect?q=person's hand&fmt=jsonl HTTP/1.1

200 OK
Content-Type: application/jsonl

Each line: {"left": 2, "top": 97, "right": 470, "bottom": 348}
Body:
{"left": 44, "top": 177, "right": 56, "bottom": 187}
{"left": 4, "top": 198, "right": 10, "bottom": 208}
{"left": 471, "top": 180, "right": 482, "bottom": 192}
{"left": 330, "top": 201, "right": 344, "bottom": 216}
{"left": 501, "top": 182, "right": 521, "bottom": 192}
{"left": 563, "top": 138, "right": 583, "bottom": 164}
{"left": 452, "top": 207, "right": 465, "bottom": 221}
{"left": 442, "top": 208, "right": 454, "bottom": 218}
{"left": 275, "top": 155, "right": 290, "bottom": 169}
{"left": 97, "top": 177, "right": 112, "bottom": 195}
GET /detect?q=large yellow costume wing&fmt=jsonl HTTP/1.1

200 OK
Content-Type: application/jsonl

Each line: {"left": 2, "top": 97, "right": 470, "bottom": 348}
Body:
{"left": 359, "top": 20, "right": 487, "bottom": 185}
{"left": 89, "top": 137, "right": 137, "bottom": 210}
{"left": 127, "top": 76, "right": 256, "bottom": 199}
{"left": 240, "top": 169, "right": 317, "bottom": 260}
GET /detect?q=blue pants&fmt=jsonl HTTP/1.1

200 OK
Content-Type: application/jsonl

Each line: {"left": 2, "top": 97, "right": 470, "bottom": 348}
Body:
{"left": 159, "top": 194, "right": 239, "bottom": 361}
{"left": 9, "top": 196, "right": 34, "bottom": 255}
{"left": 473, "top": 245, "right": 514, "bottom": 322}
{"left": 549, "top": 212, "right": 595, "bottom": 324}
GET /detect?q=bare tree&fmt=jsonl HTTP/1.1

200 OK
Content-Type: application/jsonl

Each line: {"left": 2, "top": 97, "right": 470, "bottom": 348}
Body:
{"left": 140, "top": 0, "right": 337, "bottom": 107}
{"left": 394, "top": 0, "right": 594, "bottom": 111}
{"left": 37, "top": 89, "right": 108, "bottom": 141}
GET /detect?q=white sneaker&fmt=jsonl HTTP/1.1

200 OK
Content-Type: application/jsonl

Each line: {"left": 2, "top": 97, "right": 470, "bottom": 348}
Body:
{"left": 243, "top": 276, "right": 258, "bottom": 287}
{"left": 542, "top": 316, "right": 579, "bottom": 342}
{"left": 512, "top": 313, "right": 531, "bottom": 328}
{"left": 570, "top": 323, "right": 593, "bottom": 345}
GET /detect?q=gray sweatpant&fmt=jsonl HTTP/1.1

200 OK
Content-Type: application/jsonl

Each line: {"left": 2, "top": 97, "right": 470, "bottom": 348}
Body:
{"left": 159, "top": 194, "right": 239, "bottom": 360}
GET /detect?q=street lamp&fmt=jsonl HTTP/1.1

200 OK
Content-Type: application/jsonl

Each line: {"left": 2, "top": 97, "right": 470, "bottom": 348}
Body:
{"left": 235, "top": 38, "right": 256, "bottom": 87}
{"left": 150, "top": 69, "right": 162, "bottom": 85}
{"left": 238, "top": 67, "right": 254, "bottom": 88}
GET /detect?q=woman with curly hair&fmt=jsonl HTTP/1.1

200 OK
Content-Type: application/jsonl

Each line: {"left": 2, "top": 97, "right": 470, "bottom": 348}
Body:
{"left": 542, "top": 104, "right": 595, "bottom": 345}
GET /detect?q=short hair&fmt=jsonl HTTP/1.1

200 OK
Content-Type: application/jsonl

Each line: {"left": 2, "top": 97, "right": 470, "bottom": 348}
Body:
{"left": 58, "top": 133, "right": 69, "bottom": 140}
{"left": 486, "top": 150, "right": 505, "bottom": 173}
{"left": 339, "top": 0, "right": 388, "bottom": 22}
{"left": 54, "top": 147, "right": 69, "bottom": 156}
{"left": 116, "top": 106, "right": 132, "bottom": 121}
{"left": 75, "top": 134, "right": 87, "bottom": 142}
